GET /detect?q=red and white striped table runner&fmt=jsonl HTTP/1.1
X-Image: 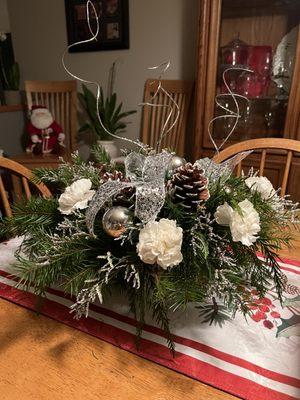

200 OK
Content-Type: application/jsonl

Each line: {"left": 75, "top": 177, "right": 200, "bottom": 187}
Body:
{"left": 0, "top": 237, "right": 299, "bottom": 400}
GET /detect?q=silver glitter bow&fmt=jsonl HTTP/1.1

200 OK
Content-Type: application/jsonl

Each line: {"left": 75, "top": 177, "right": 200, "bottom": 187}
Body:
{"left": 195, "top": 151, "right": 252, "bottom": 182}
{"left": 86, "top": 151, "right": 172, "bottom": 235}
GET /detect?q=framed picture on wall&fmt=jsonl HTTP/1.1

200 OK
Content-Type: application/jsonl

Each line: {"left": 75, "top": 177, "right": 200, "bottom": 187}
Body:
{"left": 64, "top": 0, "right": 129, "bottom": 52}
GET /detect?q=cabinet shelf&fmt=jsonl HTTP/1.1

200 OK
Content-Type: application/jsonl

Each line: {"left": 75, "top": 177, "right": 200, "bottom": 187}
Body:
{"left": 215, "top": 94, "right": 289, "bottom": 101}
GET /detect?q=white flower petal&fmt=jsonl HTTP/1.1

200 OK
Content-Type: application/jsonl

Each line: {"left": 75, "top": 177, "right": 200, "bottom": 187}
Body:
{"left": 230, "top": 199, "right": 260, "bottom": 246}
{"left": 215, "top": 199, "right": 261, "bottom": 246}
{"left": 214, "top": 202, "right": 233, "bottom": 226}
{"left": 137, "top": 218, "right": 183, "bottom": 270}
{"left": 245, "top": 176, "right": 276, "bottom": 200}
{"left": 58, "top": 179, "right": 95, "bottom": 215}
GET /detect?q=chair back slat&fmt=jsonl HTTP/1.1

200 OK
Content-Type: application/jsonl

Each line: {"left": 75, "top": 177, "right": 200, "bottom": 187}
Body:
{"left": 236, "top": 162, "right": 242, "bottom": 177}
{"left": 166, "top": 92, "right": 180, "bottom": 149}
{"left": 259, "top": 150, "right": 267, "bottom": 176}
{"left": 155, "top": 91, "right": 164, "bottom": 146}
{"left": 50, "top": 93, "right": 55, "bottom": 122}
{"left": 0, "top": 175, "right": 12, "bottom": 217}
{"left": 281, "top": 151, "right": 293, "bottom": 197}
{"left": 25, "top": 80, "right": 77, "bottom": 152}
{"left": 163, "top": 94, "right": 173, "bottom": 149}
{"left": 159, "top": 92, "right": 169, "bottom": 147}
{"left": 66, "top": 91, "right": 70, "bottom": 142}
{"left": 46, "top": 92, "right": 50, "bottom": 109}
{"left": 213, "top": 138, "right": 300, "bottom": 198}
{"left": 141, "top": 79, "right": 193, "bottom": 155}
{"left": 149, "top": 94, "right": 157, "bottom": 146}
{"left": 174, "top": 93, "right": 185, "bottom": 150}
{"left": 61, "top": 93, "right": 65, "bottom": 135}
{"left": 0, "top": 157, "right": 52, "bottom": 217}
{"left": 21, "top": 177, "right": 31, "bottom": 200}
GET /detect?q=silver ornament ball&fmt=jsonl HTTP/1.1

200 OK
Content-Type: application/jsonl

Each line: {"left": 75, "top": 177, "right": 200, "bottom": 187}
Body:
{"left": 224, "top": 186, "right": 232, "bottom": 195}
{"left": 168, "top": 155, "right": 186, "bottom": 173}
{"left": 167, "top": 155, "right": 186, "bottom": 179}
{"left": 102, "top": 206, "right": 133, "bottom": 238}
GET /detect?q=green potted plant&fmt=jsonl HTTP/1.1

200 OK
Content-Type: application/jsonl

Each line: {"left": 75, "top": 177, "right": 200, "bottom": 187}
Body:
{"left": 78, "top": 64, "right": 136, "bottom": 158}
{"left": 3, "top": 62, "right": 20, "bottom": 106}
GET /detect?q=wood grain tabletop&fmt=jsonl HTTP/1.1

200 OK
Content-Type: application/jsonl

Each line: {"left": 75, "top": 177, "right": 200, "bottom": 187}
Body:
{"left": 0, "top": 230, "right": 299, "bottom": 400}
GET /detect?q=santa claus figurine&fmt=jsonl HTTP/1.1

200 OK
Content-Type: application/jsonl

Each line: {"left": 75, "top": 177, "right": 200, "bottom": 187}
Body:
{"left": 26, "top": 105, "right": 65, "bottom": 155}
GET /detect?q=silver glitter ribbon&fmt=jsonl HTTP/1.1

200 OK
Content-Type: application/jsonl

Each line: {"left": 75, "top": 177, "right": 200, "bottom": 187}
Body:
{"left": 195, "top": 152, "right": 252, "bottom": 182}
{"left": 86, "top": 151, "right": 172, "bottom": 235}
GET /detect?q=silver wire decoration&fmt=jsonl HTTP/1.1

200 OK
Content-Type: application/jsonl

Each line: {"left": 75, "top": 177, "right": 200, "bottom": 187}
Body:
{"left": 196, "top": 67, "right": 255, "bottom": 179}
{"left": 208, "top": 67, "right": 253, "bottom": 154}
{"left": 62, "top": 1, "right": 180, "bottom": 152}
{"left": 139, "top": 60, "right": 180, "bottom": 152}
{"left": 62, "top": 0, "right": 144, "bottom": 149}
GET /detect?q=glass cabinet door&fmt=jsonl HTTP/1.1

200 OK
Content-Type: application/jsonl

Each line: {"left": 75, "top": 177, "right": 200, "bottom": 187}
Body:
{"left": 209, "top": 0, "right": 300, "bottom": 147}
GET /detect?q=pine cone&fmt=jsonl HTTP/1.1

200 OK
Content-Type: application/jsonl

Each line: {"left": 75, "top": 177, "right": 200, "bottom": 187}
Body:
{"left": 102, "top": 170, "right": 126, "bottom": 183}
{"left": 95, "top": 163, "right": 108, "bottom": 177}
{"left": 102, "top": 170, "right": 135, "bottom": 209}
{"left": 169, "top": 163, "right": 209, "bottom": 211}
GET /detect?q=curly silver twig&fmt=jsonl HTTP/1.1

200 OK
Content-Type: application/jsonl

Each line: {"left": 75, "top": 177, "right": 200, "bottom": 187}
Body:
{"left": 208, "top": 67, "right": 253, "bottom": 153}
{"left": 62, "top": 0, "right": 144, "bottom": 149}
{"left": 139, "top": 61, "right": 180, "bottom": 152}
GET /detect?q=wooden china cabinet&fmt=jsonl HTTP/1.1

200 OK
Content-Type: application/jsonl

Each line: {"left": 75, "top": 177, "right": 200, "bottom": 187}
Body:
{"left": 193, "top": 0, "right": 300, "bottom": 200}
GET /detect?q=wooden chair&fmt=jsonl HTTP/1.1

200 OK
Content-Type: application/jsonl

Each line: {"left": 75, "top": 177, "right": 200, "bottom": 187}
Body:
{"left": 25, "top": 80, "right": 77, "bottom": 152}
{"left": 141, "top": 79, "right": 193, "bottom": 156}
{"left": 13, "top": 80, "right": 77, "bottom": 170}
{"left": 213, "top": 138, "right": 300, "bottom": 197}
{"left": 0, "top": 157, "right": 51, "bottom": 217}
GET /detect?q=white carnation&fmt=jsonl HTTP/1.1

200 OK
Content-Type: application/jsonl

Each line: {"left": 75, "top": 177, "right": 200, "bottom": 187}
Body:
{"left": 245, "top": 176, "right": 276, "bottom": 200}
{"left": 58, "top": 178, "right": 95, "bottom": 215}
{"left": 137, "top": 218, "right": 183, "bottom": 269}
{"left": 230, "top": 199, "right": 260, "bottom": 246}
{"left": 214, "top": 202, "right": 233, "bottom": 225}
{"left": 214, "top": 199, "right": 260, "bottom": 246}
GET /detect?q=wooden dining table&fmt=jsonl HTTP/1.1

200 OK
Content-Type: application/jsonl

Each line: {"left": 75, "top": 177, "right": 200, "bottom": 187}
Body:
{"left": 0, "top": 230, "right": 299, "bottom": 400}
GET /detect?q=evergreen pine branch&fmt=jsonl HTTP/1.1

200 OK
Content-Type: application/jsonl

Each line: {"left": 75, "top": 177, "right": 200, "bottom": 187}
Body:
{"left": 132, "top": 271, "right": 150, "bottom": 349}
{"left": 91, "top": 143, "right": 111, "bottom": 165}
{"left": 32, "top": 152, "right": 101, "bottom": 188}
{"left": 151, "top": 285, "right": 175, "bottom": 355}
{"left": 0, "top": 197, "right": 60, "bottom": 238}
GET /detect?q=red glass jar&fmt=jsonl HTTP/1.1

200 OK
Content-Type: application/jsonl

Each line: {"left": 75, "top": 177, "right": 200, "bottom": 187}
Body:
{"left": 221, "top": 36, "right": 249, "bottom": 67}
{"left": 220, "top": 36, "right": 249, "bottom": 93}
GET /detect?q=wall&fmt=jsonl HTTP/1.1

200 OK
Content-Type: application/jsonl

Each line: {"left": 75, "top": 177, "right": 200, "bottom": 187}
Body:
{"left": 0, "top": 0, "right": 10, "bottom": 31}
{"left": 6, "top": 0, "right": 199, "bottom": 154}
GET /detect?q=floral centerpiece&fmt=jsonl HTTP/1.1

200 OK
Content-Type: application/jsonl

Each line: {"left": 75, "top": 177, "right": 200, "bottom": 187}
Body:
{"left": 1, "top": 147, "right": 298, "bottom": 351}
